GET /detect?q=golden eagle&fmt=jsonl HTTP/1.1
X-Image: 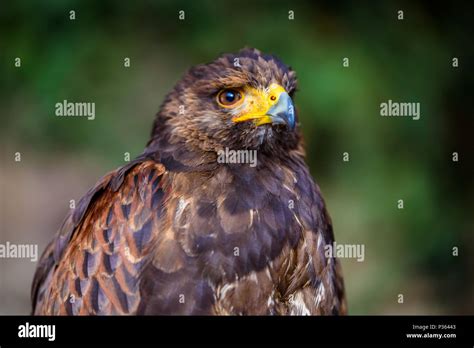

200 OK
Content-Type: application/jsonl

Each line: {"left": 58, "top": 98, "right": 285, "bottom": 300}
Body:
{"left": 32, "top": 48, "right": 347, "bottom": 315}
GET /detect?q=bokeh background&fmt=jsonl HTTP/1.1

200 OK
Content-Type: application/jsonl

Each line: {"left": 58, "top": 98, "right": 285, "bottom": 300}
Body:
{"left": 1, "top": 0, "right": 473, "bottom": 314}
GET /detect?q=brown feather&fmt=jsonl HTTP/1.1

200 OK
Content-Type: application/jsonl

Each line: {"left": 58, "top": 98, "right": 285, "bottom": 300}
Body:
{"left": 32, "top": 48, "right": 346, "bottom": 316}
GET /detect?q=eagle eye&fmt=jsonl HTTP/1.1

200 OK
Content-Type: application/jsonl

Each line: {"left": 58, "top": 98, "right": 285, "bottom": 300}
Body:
{"left": 217, "top": 89, "right": 243, "bottom": 107}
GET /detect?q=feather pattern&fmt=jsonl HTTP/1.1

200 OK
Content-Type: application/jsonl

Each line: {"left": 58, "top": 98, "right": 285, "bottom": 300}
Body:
{"left": 32, "top": 48, "right": 346, "bottom": 315}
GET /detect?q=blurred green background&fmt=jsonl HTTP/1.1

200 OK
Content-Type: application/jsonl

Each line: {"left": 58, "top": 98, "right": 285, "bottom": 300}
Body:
{"left": 1, "top": 0, "right": 473, "bottom": 314}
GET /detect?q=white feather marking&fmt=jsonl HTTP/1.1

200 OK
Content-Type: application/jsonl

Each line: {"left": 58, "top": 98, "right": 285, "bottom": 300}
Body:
{"left": 290, "top": 292, "right": 311, "bottom": 316}
{"left": 219, "top": 283, "right": 236, "bottom": 299}
{"left": 317, "top": 233, "right": 323, "bottom": 250}
{"left": 267, "top": 290, "right": 275, "bottom": 307}
{"left": 175, "top": 197, "right": 189, "bottom": 223}
{"left": 282, "top": 184, "right": 294, "bottom": 193}
{"left": 293, "top": 213, "right": 304, "bottom": 229}
{"left": 265, "top": 267, "right": 272, "bottom": 281}
{"left": 248, "top": 272, "right": 258, "bottom": 284}
{"left": 314, "top": 283, "right": 326, "bottom": 307}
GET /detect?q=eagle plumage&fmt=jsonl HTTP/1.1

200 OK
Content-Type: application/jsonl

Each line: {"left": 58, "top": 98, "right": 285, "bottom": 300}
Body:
{"left": 32, "top": 48, "right": 346, "bottom": 315}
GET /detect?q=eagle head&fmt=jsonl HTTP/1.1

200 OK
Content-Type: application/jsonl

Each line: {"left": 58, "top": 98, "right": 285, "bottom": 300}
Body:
{"left": 149, "top": 48, "right": 300, "bottom": 161}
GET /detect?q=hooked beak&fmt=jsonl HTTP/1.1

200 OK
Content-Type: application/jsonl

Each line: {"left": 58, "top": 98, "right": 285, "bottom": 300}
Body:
{"left": 231, "top": 85, "right": 296, "bottom": 130}
{"left": 266, "top": 92, "right": 295, "bottom": 130}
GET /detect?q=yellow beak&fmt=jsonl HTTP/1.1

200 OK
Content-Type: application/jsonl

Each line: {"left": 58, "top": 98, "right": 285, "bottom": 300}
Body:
{"left": 232, "top": 84, "right": 295, "bottom": 130}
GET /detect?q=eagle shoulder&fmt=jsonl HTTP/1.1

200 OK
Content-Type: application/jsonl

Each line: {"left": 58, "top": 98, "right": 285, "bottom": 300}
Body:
{"left": 32, "top": 159, "right": 166, "bottom": 314}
